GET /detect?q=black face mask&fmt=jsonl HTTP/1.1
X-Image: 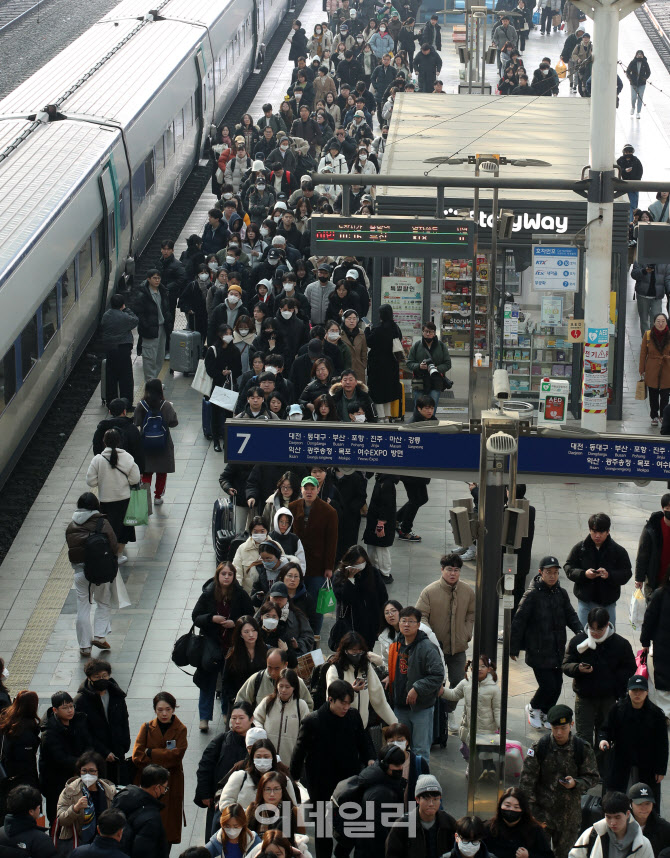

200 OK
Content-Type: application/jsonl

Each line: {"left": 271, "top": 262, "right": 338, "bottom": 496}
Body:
{"left": 390, "top": 769, "right": 404, "bottom": 779}
{"left": 348, "top": 653, "right": 363, "bottom": 665}
{"left": 91, "top": 679, "right": 112, "bottom": 691}
{"left": 318, "top": 275, "right": 329, "bottom": 283}
{"left": 501, "top": 809, "right": 523, "bottom": 824}
{"left": 664, "top": 510, "right": 670, "bottom": 520}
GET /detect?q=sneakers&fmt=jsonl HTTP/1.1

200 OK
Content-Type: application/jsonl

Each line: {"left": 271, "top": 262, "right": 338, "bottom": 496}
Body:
{"left": 540, "top": 711, "right": 551, "bottom": 729}
{"left": 453, "top": 545, "right": 468, "bottom": 555}
{"left": 652, "top": 417, "right": 659, "bottom": 426}
{"left": 526, "top": 703, "right": 544, "bottom": 729}
{"left": 199, "top": 720, "right": 209, "bottom": 733}
{"left": 461, "top": 545, "right": 477, "bottom": 561}
{"left": 398, "top": 530, "right": 421, "bottom": 542}
{"left": 80, "top": 647, "right": 92, "bottom": 657}
{"left": 631, "top": 108, "right": 635, "bottom": 115}
{"left": 117, "top": 555, "right": 128, "bottom": 565}
{"left": 637, "top": 112, "right": 641, "bottom": 119}
{"left": 164, "top": 352, "right": 171, "bottom": 361}
{"left": 93, "top": 639, "right": 111, "bottom": 650}
{"left": 154, "top": 496, "right": 164, "bottom": 505}
{"left": 497, "top": 629, "right": 504, "bottom": 643}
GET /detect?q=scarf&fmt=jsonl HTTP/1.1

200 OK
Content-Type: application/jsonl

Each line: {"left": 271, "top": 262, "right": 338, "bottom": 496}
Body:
{"left": 576, "top": 622, "right": 614, "bottom": 653}
{"left": 651, "top": 324, "right": 669, "bottom": 350}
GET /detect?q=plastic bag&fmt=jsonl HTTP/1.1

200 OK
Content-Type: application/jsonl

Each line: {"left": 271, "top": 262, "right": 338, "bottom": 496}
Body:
{"left": 555, "top": 59, "right": 567, "bottom": 79}
{"left": 123, "top": 486, "right": 149, "bottom": 527}
{"left": 635, "top": 648, "right": 649, "bottom": 679}
{"left": 316, "top": 579, "right": 337, "bottom": 614}
{"left": 629, "top": 588, "right": 646, "bottom": 629}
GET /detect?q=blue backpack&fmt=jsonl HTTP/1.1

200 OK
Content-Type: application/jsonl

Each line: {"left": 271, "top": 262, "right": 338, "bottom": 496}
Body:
{"left": 140, "top": 400, "right": 167, "bottom": 450}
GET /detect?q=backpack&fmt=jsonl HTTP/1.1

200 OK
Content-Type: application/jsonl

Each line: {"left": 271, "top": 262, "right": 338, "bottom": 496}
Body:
{"left": 535, "top": 733, "right": 587, "bottom": 766}
{"left": 309, "top": 655, "right": 339, "bottom": 709}
{"left": 140, "top": 400, "right": 167, "bottom": 450}
{"left": 83, "top": 518, "right": 118, "bottom": 587}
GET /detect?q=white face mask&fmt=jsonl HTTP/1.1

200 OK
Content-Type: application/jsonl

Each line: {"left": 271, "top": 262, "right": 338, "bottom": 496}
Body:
{"left": 198, "top": 273, "right": 209, "bottom": 281}
{"left": 353, "top": 414, "right": 366, "bottom": 423}
{"left": 327, "top": 331, "right": 339, "bottom": 341}
{"left": 359, "top": 154, "right": 367, "bottom": 162}
{"left": 281, "top": 310, "right": 293, "bottom": 320}
{"left": 208, "top": 262, "right": 218, "bottom": 271}
{"left": 238, "top": 329, "right": 249, "bottom": 336}
{"left": 351, "top": 561, "right": 366, "bottom": 570}
{"left": 1, "top": 667, "right": 8, "bottom": 679}
{"left": 260, "top": 227, "right": 269, "bottom": 237}
{"left": 459, "top": 844, "right": 481, "bottom": 857}
{"left": 284, "top": 283, "right": 294, "bottom": 291}
{"left": 252, "top": 532, "right": 268, "bottom": 543}
{"left": 274, "top": 215, "right": 282, "bottom": 223}
{"left": 80, "top": 774, "right": 97, "bottom": 788}
{"left": 541, "top": 69, "right": 548, "bottom": 75}
{"left": 224, "top": 828, "right": 242, "bottom": 840}
{"left": 223, "top": 193, "right": 233, "bottom": 200}
{"left": 222, "top": 335, "right": 233, "bottom": 343}
{"left": 265, "top": 366, "right": 278, "bottom": 375}
{"left": 392, "top": 739, "right": 407, "bottom": 751}
{"left": 226, "top": 256, "right": 235, "bottom": 265}
{"left": 254, "top": 757, "right": 274, "bottom": 772}
{"left": 228, "top": 293, "right": 240, "bottom": 305}
{"left": 263, "top": 617, "right": 279, "bottom": 630}
{"left": 280, "top": 142, "right": 289, "bottom": 151}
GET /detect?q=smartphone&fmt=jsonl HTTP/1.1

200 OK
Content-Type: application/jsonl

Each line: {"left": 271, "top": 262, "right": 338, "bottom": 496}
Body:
{"left": 558, "top": 777, "right": 570, "bottom": 785}
{"left": 166, "top": 739, "right": 176, "bottom": 750}
{"left": 580, "top": 662, "right": 591, "bottom": 669}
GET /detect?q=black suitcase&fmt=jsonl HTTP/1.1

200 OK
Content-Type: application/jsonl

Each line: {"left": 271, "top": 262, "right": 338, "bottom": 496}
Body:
{"left": 431, "top": 698, "right": 448, "bottom": 748}
{"left": 215, "top": 529, "right": 236, "bottom": 564}
{"left": 202, "top": 396, "right": 213, "bottom": 439}
{"left": 581, "top": 794, "right": 604, "bottom": 830}
{"left": 212, "top": 496, "right": 235, "bottom": 552}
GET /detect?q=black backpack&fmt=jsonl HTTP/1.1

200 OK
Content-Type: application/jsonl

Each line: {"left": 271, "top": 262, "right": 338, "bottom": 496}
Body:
{"left": 309, "top": 656, "right": 340, "bottom": 709}
{"left": 83, "top": 518, "right": 118, "bottom": 587}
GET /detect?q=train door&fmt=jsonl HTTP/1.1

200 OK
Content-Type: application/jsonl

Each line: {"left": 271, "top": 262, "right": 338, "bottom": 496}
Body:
{"left": 255, "top": 0, "right": 264, "bottom": 52}
{"left": 97, "top": 162, "right": 119, "bottom": 316}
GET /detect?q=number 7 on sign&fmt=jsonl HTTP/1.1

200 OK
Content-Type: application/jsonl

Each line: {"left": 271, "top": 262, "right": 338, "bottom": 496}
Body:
{"left": 236, "top": 433, "right": 251, "bottom": 454}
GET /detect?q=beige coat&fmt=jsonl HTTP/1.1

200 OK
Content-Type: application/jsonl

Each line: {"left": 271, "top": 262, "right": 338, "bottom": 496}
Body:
{"left": 56, "top": 777, "right": 116, "bottom": 839}
{"left": 86, "top": 449, "right": 141, "bottom": 502}
{"left": 340, "top": 328, "right": 368, "bottom": 382}
{"left": 639, "top": 329, "right": 670, "bottom": 390}
{"left": 443, "top": 674, "right": 501, "bottom": 745}
{"left": 415, "top": 577, "right": 475, "bottom": 655}
{"left": 313, "top": 74, "right": 337, "bottom": 103}
{"left": 232, "top": 535, "right": 264, "bottom": 593}
{"left": 253, "top": 695, "right": 310, "bottom": 762}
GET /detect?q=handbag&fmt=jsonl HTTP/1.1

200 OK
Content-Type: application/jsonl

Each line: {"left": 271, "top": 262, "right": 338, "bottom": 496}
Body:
{"left": 635, "top": 379, "right": 648, "bottom": 401}
{"left": 635, "top": 649, "right": 649, "bottom": 679}
{"left": 392, "top": 337, "right": 405, "bottom": 363}
{"left": 209, "top": 376, "right": 238, "bottom": 413}
{"left": 551, "top": 12, "right": 561, "bottom": 25}
{"left": 316, "top": 579, "right": 337, "bottom": 614}
{"left": 192, "top": 360, "right": 214, "bottom": 397}
{"left": 328, "top": 604, "right": 352, "bottom": 652}
{"left": 123, "top": 486, "right": 150, "bottom": 527}
{"left": 171, "top": 624, "right": 204, "bottom": 668}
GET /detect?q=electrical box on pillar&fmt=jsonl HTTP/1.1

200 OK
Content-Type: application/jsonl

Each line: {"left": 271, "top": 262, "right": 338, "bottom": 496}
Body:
{"left": 450, "top": 507, "right": 474, "bottom": 548}
{"left": 502, "top": 507, "right": 526, "bottom": 550}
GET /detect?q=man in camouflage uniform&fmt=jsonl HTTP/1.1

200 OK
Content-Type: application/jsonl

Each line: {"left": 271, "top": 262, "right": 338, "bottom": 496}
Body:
{"left": 520, "top": 704, "right": 600, "bottom": 858}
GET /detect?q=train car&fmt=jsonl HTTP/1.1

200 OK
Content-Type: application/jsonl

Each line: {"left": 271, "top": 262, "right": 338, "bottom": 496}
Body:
{"left": 0, "top": 0, "right": 290, "bottom": 488}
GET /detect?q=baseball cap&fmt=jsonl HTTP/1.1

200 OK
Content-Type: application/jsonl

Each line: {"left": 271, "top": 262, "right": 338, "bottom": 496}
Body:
{"left": 629, "top": 674, "right": 649, "bottom": 691}
{"left": 269, "top": 582, "right": 290, "bottom": 598}
{"left": 272, "top": 235, "right": 287, "bottom": 246}
{"left": 234, "top": 135, "right": 245, "bottom": 145}
{"left": 301, "top": 175, "right": 312, "bottom": 184}
{"left": 628, "top": 783, "right": 655, "bottom": 805}
{"left": 317, "top": 262, "right": 332, "bottom": 273}
{"left": 301, "top": 476, "right": 319, "bottom": 488}
{"left": 245, "top": 727, "right": 268, "bottom": 747}
{"left": 354, "top": 109, "right": 365, "bottom": 118}
{"left": 546, "top": 704, "right": 573, "bottom": 725}
{"left": 346, "top": 269, "right": 359, "bottom": 279}
{"left": 415, "top": 775, "right": 442, "bottom": 797}
{"left": 539, "top": 555, "right": 560, "bottom": 569}
{"left": 308, "top": 339, "right": 323, "bottom": 358}
{"left": 268, "top": 248, "right": 282, "bottom": 261}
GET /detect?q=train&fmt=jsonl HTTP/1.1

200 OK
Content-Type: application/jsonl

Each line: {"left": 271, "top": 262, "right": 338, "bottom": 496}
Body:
{"left": 0, "top": 0, "right": 290, "bottom": 489}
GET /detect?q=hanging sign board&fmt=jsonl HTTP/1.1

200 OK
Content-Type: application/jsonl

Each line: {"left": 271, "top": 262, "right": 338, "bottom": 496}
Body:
{"left": 532, "top": 245, "right": 579, "bottom": 291}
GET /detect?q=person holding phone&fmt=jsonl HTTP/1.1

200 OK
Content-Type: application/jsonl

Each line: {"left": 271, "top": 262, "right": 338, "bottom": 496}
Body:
{"left": 561, "top": 607, "right": 635, "bottom": 776}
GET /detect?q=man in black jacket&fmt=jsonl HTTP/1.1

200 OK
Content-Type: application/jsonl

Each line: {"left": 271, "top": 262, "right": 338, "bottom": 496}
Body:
{"left": 99, "top": 296, "right": 138, "bottom": 407}
{"left": 290, "top": 106, "right": 323, "bottom": 158}
{"left": 397, "top": 19, "right": 416, "bottom": 71}
{"left": 0, "top": 786, "right": 56, "bottom": 858}
{"left": 511, "top": 557, "right": 582, "bottom": 729}
{"left": 562, "top": 607, "right": 635, "bottom": 774}
{"left": 74, "top": 660, "right": 131, "bottom": 786}
{"left": 370, "top": 54, "right": 395, "bottom": 125}
{"left": 600, "top": 675, "right": 669, "bottom": 804}
{"left": 561, "top": 26, "right": 585, "bottom": 91}
{"left": 564, "top": 512, "right": 632, "bottom": 627}
{"left": 386, "top": 774, "right": 456, "bottom": 858}
{"left": 92, "top": 400, "right": 145, "bottom": 472}
{"left": 418, "top": 14, "right": 442, "bottom": 50}
{"left": 156, "top": 240, "right": 186, "bottom": 357}
{"left": 414, "top": 43, "right": 443, "bottom": 93}
{"left": 617, "top": 144, "right": 644, "bottom": 220}
{"left": 628, "top": 782, "right": 670, "bottom": 856}
{"left": 70, "top": 809, "right": 128, "bottom": 858}
{"left": 113, "top": 766, "right": 169, "bottom": 858}
{"left": 290, "top": 680, "right": 374, "bottom": 858}
{"left": 130, "top": 271, "right": 172, "bottom": 382}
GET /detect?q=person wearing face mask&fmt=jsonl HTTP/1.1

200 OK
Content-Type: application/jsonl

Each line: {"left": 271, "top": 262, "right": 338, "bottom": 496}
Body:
{"left": 380, "top": 724, "right": 432, "bottom": 806}
{"left": 275, "top": 276, "right": 310, "bottom": 321}
{"left": 626, "top": 50, "right": 651, "bottom": 118}
{"left": 257, "top": 585, "right": 315, "bottom": 656}
{"left": 233, "top": 316, "right": 257, "bottom": 380}
{"left": 272, "top": 299, "right": 308, "bottom": 372}
{"left": 178, "top": 263, "right": 209, "bottom": 345}
{"left": 245, "top": 178, "right": 276, "bottom": 223}
{"left": 205, "top": 324, "right": 243, "bottom": 451}
{"left": 206, "top": 803, "right": 260, "bottom": 858}
{"left": 304, "top": 264, "right": 336, "bottom": 325}
{"left": 387, "top": 775, "right": 457, "bottom": 858}
{"left": 266, "top": 133, "right": 299, "bottom": 175}
{"left": 326, "top": 633, "right": 395, "bottom": 729}
{"left": 55, "top": 752, "right": 116, "bottom": 853}
{"left": 531, "top": 62, "right": 559, "bottom": 96}
{"left": 112, "top": 765, "right": 170, "bottom": 858}
{"left": 231, "top": 518, "right": 275, "bottom": 593}
{"left": 347, "top": 403, "right": 367, "bottom": 422}
{"left": 253, "top": 671, "right": 311, "bottom": 769}
{"left": 250, "top": 547, "right": 290, "bottom": 607}
{"left": 483, "top": 788, "right": 553, "bottom": 858}
{"left": 73, "top": 661, "right": 130, "bottom": 786}
{"left": 236, "top": 648, "right": 314, "bottom": 711}
{"left": 368, "top": 24, "right": 394, "bottom": 59}
{"left": 207, "top": 285, "right": 250, "bottom": 344}
{"left": 371, "top": 124, "right": 389, "bottom": 164}
{"left": 332, "top": 549, "right": 389, "bottom": 653}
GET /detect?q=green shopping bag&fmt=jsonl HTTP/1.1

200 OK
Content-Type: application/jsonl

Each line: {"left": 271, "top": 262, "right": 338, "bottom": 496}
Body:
{"left": 316, "top": 579, "right": 337, "bottom": 614}
{"left": 123, "top": 486, "right": 149, "bottom": 527}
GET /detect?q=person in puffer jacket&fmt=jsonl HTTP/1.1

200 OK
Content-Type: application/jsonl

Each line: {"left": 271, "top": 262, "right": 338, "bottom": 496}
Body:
{"left": 269, "top": 507, "right": 306, "bottom": 572}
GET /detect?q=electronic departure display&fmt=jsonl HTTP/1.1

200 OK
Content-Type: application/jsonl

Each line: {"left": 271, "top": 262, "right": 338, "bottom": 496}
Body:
{"left": 311, "top": 215, "right": 474, "bottom": 257}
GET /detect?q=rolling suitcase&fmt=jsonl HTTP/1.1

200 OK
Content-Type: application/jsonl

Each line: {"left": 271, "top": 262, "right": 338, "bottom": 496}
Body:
{"left": 431, "top": 698, "right": 448, "bottom": 748}
{"left": 170, "top": 330, "right": 201, "bottom": 376}
{"left": 212, "top": 496, "right": 235, "bottom": 552}
{"left": 215, "top": 530, "right": 235, "bottom": 564}
{"left": 202, "top": 397, "right": 213, "bottom": 439}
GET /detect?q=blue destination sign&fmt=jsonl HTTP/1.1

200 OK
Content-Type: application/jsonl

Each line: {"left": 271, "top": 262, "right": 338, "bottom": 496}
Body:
{"left": 224, "top": 422, "right": 670, "bottom": 481}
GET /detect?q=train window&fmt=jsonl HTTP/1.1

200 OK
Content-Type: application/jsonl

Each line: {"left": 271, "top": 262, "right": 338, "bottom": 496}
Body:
{"left": 108, "top": 212, "right": 116, "bottom": 252}
{"left": 79, "top": 238, "right": 92, "bottom": 290}
{"left": 21, "top": 316, "right": 38, "bottom": 381}
{"left": 61, "top": 262, "right": 76, "bottom": 318}
{"left": 155, "top": 137, "right": 165, "bottom": 179}
{"left": 175, "top": 108, "right": 184, "bottom": 142}
{"left": 96, "top": 221, "right": 105, "bottom": 269}
{"left": 41, "top": 286, "right": 58, "bottom": 352}
{"left": 144, "top": 153, "right": 155, "bottom": 194}
{"left": 0, "top": 345, "right": 16, "bottom": 414}
{"left": 132, "top": 168, "right": 145, "bottom": 213}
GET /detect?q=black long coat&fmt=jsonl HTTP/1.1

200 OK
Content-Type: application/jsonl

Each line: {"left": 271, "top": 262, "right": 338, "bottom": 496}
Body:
{"left": 510, "top": 576, "right": 582, "bottom": 669}
{"left": 365, "top": 321, "right": 402, "bottom": 404}
{"left": 333, "top": 564, "right": 388, "bottom": 650}
{"left": 74, "top": 678, "right": 131, "bottom": 762}
{"left": 641, "top": 585, "right": 670, "bottom": 690}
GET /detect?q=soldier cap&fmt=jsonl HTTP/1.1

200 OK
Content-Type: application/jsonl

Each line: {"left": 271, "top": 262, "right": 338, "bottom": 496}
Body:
{"left": 546, "top": 704, "right": 573, "bottom": 725}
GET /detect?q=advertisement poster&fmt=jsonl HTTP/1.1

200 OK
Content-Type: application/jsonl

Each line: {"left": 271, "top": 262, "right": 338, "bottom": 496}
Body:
{"left": 541, "top": 296, "right": 563, "bottom": 327}
{"left": 583, "top": 342, "right": 609, "bottom": 413}
{"left": 382, "top": 275, "right": 424, "bottom": 346}
{"left": 503, "top": 302, "right": 519, "bottom": 343}
{"left": 532, "top": 245, "right": 579, "bottom": 291}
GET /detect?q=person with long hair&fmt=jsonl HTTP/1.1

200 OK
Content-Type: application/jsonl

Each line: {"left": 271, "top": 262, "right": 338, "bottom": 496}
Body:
{"left": 365, "top": 303, "right": 403, "bottom": 422}
{"left": 65, "top": 492, "right": 119, "bottom": 657}
{"left": 218, "top": 737, "right": 301, "bottom": 813}
{"left": 252, "top": 830, "right": 299, "bottom": 858}
{"left": 206, "top": 803, "right": 260, "bottom": 857}
{"left": 221, "top": 617, "right": 268, "bottom": 708}
{"left": 337, "top": 311, "right": 365, "bottom": 380}
{"left": 443, "top": 655, "right": 501, "bottom": 778}
{"left": 193, "top": 563, "right": 254, "bottom": 733}
{"left": 245, "top": 772, "right": 305, "bottom": 841}
{"left": 639, "top": 313, "right": 670, "bottom": 427}
{"left": 277, "top": 564, "right": 317, "bottom": 632}
{"left": 131, "top": 692, "right": 187, "bottom": 849}
{"left": 299, "top": 359, "right": 334, "bottom": 412}
{"left": 232, "top": 517, "right": 274, "bottom": 594}
{"left": 332, "top": 546, "right": 388, "bottom": 652}
{"left": 205, "top": 323, "right": 243, "bottom": 452}
{"left": 86, "top": 429, "right": 141, "bottom": 567}
{"left": 326, "top": 633, "right": 394, "bottom": 728}
{"left": 484, "top": 787, "right": 553, "bottom": 858}
{"left": 253, "top": 670, "right": 310, "bottom": 763}
{"left": 263, "top": 473, "right": 302, "bottom": 526}
{"left": 133, "top": 378, "right": 178, "bottom": 503}
{"left": 312, "top": 393, "right": 340, "bottom": 421}
{"left": 0, "top": 691, "right": 40, "bottom": 822}
{"left": 55, "top": 751, "right": 116, "bottom": 853}
{"left": 381, "top": 722, "right": 431, "bottom": 804}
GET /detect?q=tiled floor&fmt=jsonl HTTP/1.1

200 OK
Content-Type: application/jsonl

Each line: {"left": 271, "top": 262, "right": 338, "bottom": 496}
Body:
{"left": 2, "top": 1, "right": 670, "bottom": 849}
